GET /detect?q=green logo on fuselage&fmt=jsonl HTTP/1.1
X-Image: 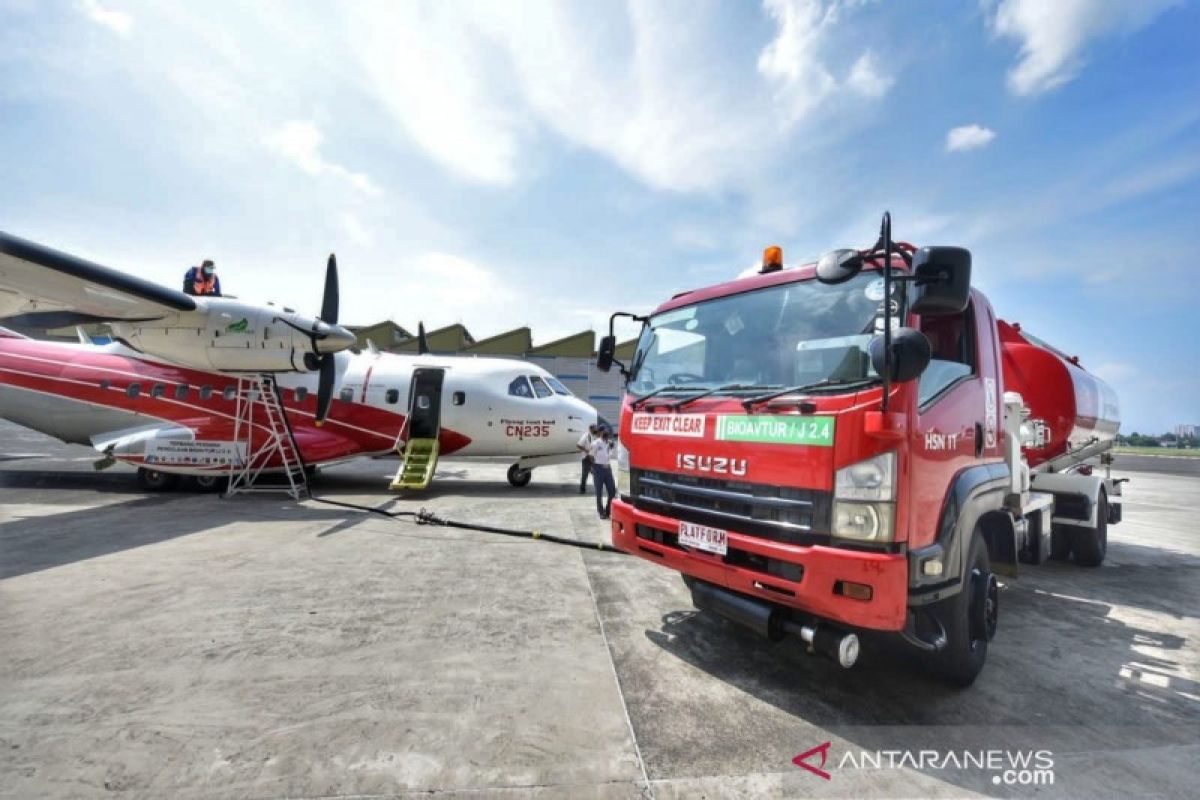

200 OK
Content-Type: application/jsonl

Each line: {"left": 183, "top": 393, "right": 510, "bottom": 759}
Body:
{"left": 715, "top": 415, "right": 835, "bottom": 446}
{"left": 226, "top": 318, "right": 249, "bottom": 333}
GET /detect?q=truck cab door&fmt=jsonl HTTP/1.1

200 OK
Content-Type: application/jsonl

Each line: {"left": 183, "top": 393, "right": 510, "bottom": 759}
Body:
{"left": 910, "top": 298, "right": 985, "bottom": 548}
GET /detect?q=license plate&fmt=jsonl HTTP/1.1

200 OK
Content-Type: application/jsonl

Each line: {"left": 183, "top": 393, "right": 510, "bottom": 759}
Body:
{"left": 678, "top": 521, "right": 727, "bottom": 556}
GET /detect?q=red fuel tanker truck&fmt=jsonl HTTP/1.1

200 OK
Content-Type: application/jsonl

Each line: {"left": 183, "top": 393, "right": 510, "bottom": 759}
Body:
{"left": 597, "top": 213, "right": 1121, "bottom": 685}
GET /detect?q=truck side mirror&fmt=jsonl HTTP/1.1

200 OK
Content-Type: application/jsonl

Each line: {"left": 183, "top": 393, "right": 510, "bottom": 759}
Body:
{"left": 869, "top": 327, "right": 931, "bottom": 383}
{"left": 596, "top": 335, "right": 616, "bottom": 373}
{"left": 815, "top": 248, "right": 864, "bottom": 284}
{"left": 909, "top": 246, "right": 971, "bottom": 315}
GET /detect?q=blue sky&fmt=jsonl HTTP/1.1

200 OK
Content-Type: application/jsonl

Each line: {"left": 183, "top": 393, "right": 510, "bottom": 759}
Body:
{"left": 1, "top": 0, "right": 1197, "bottom": 432}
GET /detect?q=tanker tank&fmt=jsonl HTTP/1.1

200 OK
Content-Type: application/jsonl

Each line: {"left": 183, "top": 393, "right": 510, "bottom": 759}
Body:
{"left": 997, "top": 320, "right": 1120, "bottom": 469}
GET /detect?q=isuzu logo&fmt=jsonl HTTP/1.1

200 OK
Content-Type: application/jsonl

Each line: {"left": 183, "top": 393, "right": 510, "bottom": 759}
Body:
{"left": 676, "top": 453, "right": 748, "bottom": 476}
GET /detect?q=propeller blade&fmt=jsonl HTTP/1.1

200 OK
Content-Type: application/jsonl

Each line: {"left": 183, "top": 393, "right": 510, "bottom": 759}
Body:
{"left": 315, "top": 353, "right": 336, "bottom": 425}
{"left": 321, "top": 254, "right": 339, "bottom": 325}
{"left": 417, "top": 321, "right": 429, "bottom": 355}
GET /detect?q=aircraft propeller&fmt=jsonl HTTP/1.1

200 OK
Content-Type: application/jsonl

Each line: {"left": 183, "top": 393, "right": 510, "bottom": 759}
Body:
{"left": 287, "top": 253, "right": 349, "bottom": 425}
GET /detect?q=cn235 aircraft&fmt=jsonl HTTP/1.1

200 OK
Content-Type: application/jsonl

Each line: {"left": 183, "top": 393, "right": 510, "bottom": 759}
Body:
{"left": 0, "top": 231, "right": 597, "bottom": 490}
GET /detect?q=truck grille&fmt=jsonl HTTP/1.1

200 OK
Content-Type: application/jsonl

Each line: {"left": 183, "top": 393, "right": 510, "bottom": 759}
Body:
{"left": 630, "top": 469, "right": 832, "bottom": 545}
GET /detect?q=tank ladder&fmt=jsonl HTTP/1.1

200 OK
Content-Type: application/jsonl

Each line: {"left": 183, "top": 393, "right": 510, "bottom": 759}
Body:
{"left": 226, "top": 375, "right": 308, "bottom": 500}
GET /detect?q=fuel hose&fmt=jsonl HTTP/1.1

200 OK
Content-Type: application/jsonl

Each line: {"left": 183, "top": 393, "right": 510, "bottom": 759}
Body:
{"left": 307, "top": 496, "right": 625, "bottom": 553}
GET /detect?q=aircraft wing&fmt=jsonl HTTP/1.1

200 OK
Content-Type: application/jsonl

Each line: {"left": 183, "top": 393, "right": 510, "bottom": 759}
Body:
{"left": 0, "top": 231, "right": 196, "bottom": 327}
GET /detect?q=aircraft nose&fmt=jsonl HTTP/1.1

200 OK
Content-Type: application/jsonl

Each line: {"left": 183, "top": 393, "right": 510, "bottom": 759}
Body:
{"left": 314, "top": 323, "right": 357, "bottom": 354}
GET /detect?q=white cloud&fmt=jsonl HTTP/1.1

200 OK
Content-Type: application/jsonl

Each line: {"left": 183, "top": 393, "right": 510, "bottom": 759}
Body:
{"left": 757, "top": 0, "right": 838, "bottom": 120}
{"left": 990, "top": 0, "right": 1179, "bottom": 96}
{"left": 77, "top": 0, "right": 133, "bottom": 37}
{"left": 671, "top": 224, "right": 719, "bottom": 252}
{"left": 946, "top": 124, "right": 996, "bottom": 152}
{"left": 352, "top": 1, "right": 894, "bottom": 192}
{"left": 263, "top": 121, "right": 381, "bottom": 196}
{"left": 846, "top": 50, "right": 893, "bottom": 97}
{"left": 339, "top": 213, "right": 373, "bottom": 247}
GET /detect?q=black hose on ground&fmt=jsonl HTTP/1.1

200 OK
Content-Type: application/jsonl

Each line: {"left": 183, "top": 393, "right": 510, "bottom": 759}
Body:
{"left": 307, "top": 496, "right": 624, "bottom": 553}
{"left": 274, "top": 383, "right": 619, "bottom": 553}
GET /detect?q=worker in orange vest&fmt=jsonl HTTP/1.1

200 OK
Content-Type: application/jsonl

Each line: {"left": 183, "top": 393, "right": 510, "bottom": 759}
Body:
{"left": 183, "top": 260, "right": 221, "bottom": 296}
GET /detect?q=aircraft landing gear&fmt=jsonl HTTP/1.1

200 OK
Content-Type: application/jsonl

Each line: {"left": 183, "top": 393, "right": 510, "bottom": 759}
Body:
{"left": 137, "top": 467, "right": 180, "bottom": 492}
{"left": 507, "top": 464, "right": 532, "bottom": 488}
{"left": 191, "top": 474, "right": 229, "bottom": 493}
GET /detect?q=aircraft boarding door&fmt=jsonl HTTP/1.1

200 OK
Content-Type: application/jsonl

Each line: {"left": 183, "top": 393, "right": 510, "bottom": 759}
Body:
{"left": 407, "top": 368, "right": 445, "bottom": 439}
{"left": 391, "top": 368, "right": 444, "bottom": 491}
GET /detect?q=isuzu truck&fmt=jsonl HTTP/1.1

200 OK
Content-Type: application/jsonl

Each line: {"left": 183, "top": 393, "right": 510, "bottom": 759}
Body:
{"left": 597, "top": 213, "right": 1121, "bottom": 685}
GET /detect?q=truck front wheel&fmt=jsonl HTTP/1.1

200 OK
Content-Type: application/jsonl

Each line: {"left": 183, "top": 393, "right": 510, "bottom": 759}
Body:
{"left": 1071, "top": 491, "right": 1108, "bottom": 567}
{"left": 927, "top": 532, "right": 996, "bottom": 687}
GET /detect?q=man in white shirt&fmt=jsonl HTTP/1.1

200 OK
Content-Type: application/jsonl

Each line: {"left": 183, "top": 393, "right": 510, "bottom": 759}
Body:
{"left": 589, "top": 427, "right": 617, "bottom": 519}
{"left": 576, "top": 423, "right": 599, "bottom": 495}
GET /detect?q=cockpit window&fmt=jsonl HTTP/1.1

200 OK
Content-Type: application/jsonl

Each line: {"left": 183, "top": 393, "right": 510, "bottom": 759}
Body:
{"left": 508, "top": 376, "right": 533, "bottom": 398}
{"left": 545, "top": 377, "right": 571, "bottom": 396}
{"left": 529, "top": 376, "right": 553, "bottom": 399}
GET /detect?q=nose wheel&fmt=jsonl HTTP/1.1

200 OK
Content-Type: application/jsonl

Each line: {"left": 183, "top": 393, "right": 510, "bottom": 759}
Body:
{"left": 507, "top": 464, "right": 532, "bottom": 488}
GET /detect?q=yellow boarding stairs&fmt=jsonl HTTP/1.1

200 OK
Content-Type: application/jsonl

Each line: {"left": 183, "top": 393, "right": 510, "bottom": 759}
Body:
{"left": 390, "top": 430, "right": 440, "bottom": 491}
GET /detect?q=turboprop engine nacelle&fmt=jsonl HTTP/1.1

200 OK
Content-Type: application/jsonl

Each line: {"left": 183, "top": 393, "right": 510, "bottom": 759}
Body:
{"left": 110, "top": 297, "right": 356, "bottom": 373}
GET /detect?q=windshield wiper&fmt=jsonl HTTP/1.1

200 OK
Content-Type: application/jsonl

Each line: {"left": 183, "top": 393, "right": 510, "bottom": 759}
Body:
{"left": 741, "top": 377, "right": 878, "bottom": 411}
{"left": 664, "top": 383, "right": 768, "bottom": 410}
{"left": 630, "top": 384, "right": 693, "bottom": 410}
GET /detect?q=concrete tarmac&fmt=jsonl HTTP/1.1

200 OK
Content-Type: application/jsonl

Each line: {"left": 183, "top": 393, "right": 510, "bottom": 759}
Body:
{"left": 1, "top": 421, "right": 1198, "bottom": 798}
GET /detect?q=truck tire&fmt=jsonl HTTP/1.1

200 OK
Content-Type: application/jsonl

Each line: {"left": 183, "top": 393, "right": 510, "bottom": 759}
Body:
{"left": 1049, "top": 526, "right": 1072, "bottom": 561}
{"left": 927, "top": 531, "right": 997, "bottom": 687}
{"left": 1071, "top": 491, "right": 1108, "bottom": 567}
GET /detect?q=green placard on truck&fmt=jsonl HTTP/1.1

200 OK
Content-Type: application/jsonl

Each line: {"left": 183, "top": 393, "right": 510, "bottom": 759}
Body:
{"left": 715, "top": 415, "right": 835, "bottom": 446}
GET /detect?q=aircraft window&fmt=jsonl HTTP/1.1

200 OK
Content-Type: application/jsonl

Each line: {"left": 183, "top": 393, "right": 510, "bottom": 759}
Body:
{"left": 294, "top": 387, "right": 308, "bottom": 402}
{"left": 385, "top": 389, "right": 400, "bottom": 404}
{"left": 151, "top": 383, "right": 166, "bottom": 398}
{"left": 223, "top": 386, "right": 237, "bottom": 401}
{"left": 339, "top": 387, "right": 354, "bottom": 402}
{"left": 199, "top": 385, "right": 213, "bottom": 400}
{"left": 126, "top": 383, "right": 141, "bottom": 398}
{"left": 545, "top": 377, "right": 571, "bottom": 396}
{"left": 174, "top": 384, "right": 189, "bottom": 400}
{"left": 508, "top": 376, "right": 533, "bottom": 398}
{"left": 416, "top": 395, "right": 431, "bottom": 410}
{"left": 99, "top": 379, "right": 111, "bottom": 390}
{"left": 530, "top": 376, "right": 553, "bottom": 399}
{"left": 452, "top": 391, "right": 465, "bottom": 406}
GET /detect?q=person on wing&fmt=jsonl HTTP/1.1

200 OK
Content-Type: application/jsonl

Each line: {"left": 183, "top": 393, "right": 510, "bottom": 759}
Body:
{"left": 589, "top": 426, "right": 617, "bottom": 520}
{"left": 183, "top": 260, "right": 221, "bottom": 296}
{"left": 576, "top": 422, "right": 600, "bottom": 495}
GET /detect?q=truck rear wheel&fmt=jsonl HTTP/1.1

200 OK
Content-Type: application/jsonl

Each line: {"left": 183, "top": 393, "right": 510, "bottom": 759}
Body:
{"left": 1071, "top": 491, "right": 1108, "bottom": 567}
{"left": 927, "top": 532, "right": 996, "bottom": 687}
{"left": 1049, "top": 526, "right": 1072, "bottom": 560}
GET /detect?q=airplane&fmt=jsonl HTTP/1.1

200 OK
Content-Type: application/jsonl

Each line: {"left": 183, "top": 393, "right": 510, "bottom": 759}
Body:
{"left": 0, "top": 231, "right": 598, "bottom": 492}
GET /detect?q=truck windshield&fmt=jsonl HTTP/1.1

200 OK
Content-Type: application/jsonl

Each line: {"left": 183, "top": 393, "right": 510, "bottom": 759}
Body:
{"left": 628, "top": 271, "right": 899, "bottom": 397}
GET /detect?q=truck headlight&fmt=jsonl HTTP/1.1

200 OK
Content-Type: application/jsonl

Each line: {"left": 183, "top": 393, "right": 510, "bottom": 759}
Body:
{"left": 833, "top": 501, "right": 894, "bottom": 542}
{"left": 833, "top": 452, "right": 896, "bottom": 542}
{"left": 616, "top": 439, "right": 630, "bottom": 497}
{"left": 835, "top": 451, "right": 895, "bottom": 501}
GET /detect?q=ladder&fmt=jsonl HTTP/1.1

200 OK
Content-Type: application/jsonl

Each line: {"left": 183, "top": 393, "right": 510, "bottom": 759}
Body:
{"left": 389, "top": 438, "right": 440, "bottom": 490}
{"left": 226, "top": 375, "right": 308, "bottom": 500}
